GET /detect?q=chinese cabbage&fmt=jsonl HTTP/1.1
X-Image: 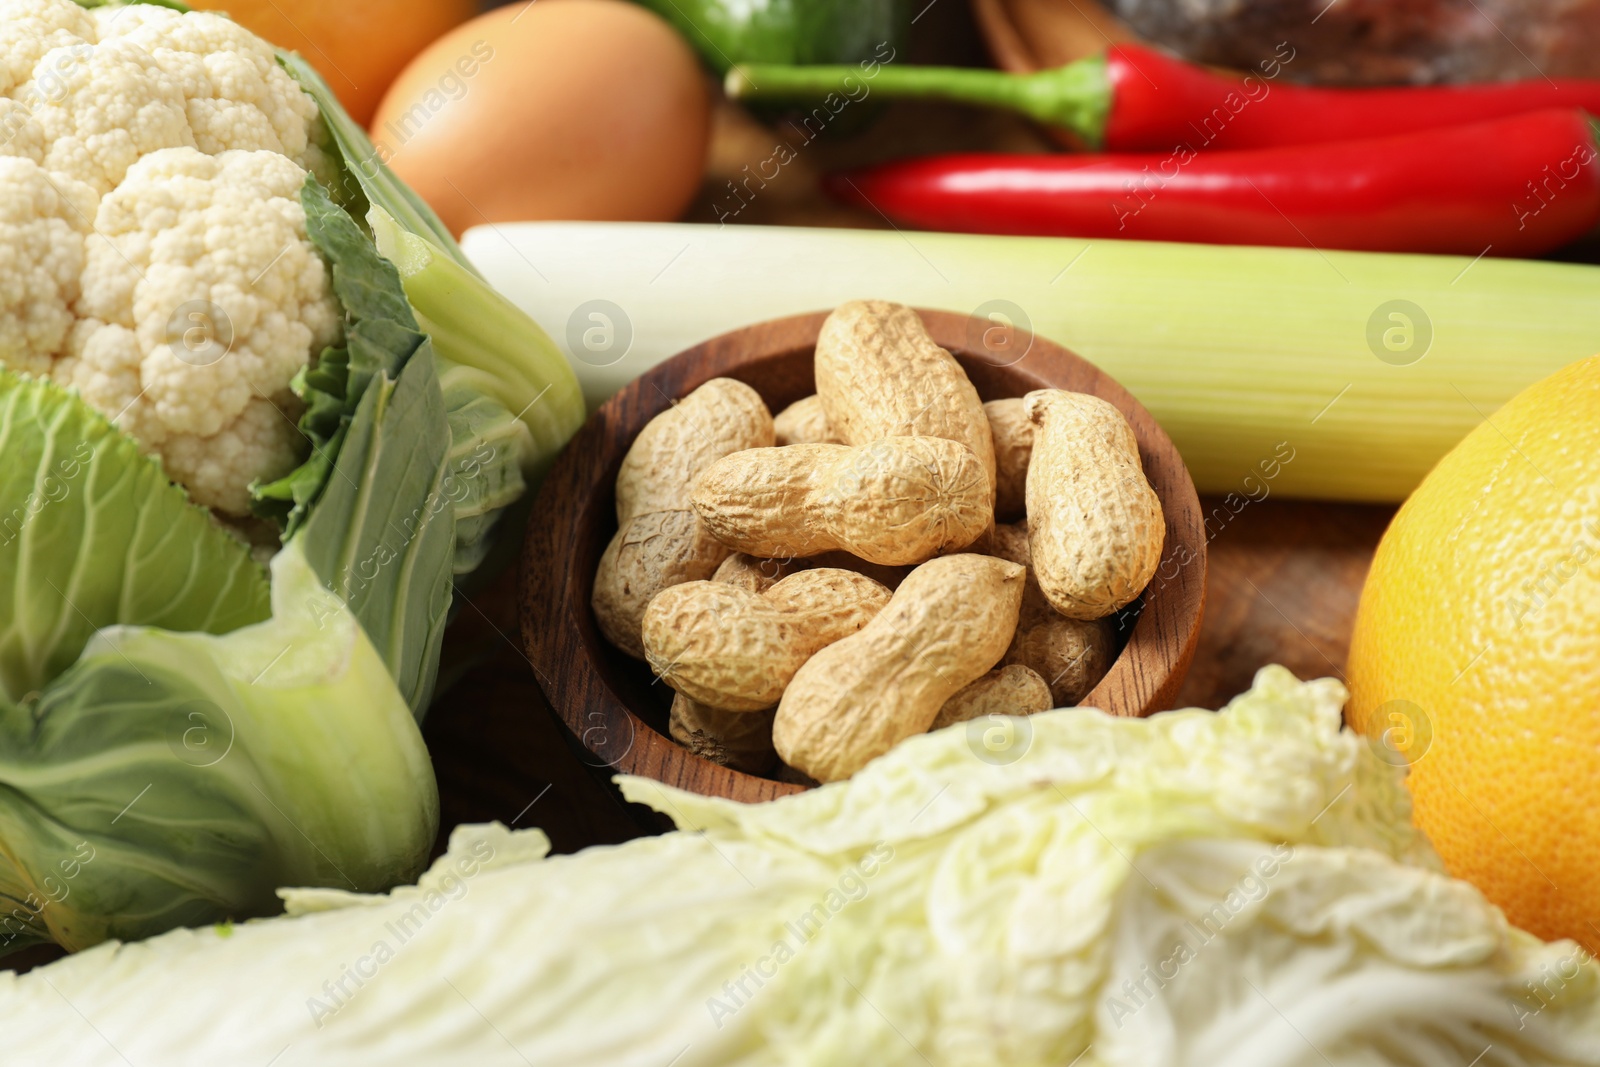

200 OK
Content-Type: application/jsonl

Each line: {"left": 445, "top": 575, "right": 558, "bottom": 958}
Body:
{"left": 4, "top": 669, "right": 1594, "bottom": 1066}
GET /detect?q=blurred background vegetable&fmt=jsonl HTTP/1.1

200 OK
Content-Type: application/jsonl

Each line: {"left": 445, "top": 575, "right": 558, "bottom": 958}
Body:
{"left": 1092, "top": 0, "right": 1600, "bottom": 84}
{"left": 630, "top": 0, "right": 909, "bottom": 73}
{"left": 373, "top": 0, "right": 712, "bottom": 234}
{"left": 189, "top": 0, "right": 479, "bottom": 123}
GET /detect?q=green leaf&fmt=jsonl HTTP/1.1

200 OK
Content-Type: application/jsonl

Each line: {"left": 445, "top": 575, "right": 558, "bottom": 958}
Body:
{"left": 278, "top": 52, "right": 471, "bottom": 276}
{"left": 367, "top": 207, "right": 585, "bottom": 586}
{"left": 282, "top": 50, "right": 585, "bottom": 585}
{"left": 0, "top": 373, "right": 270, "bottom": 703}
{"left": 251, "top": 177, "right": 427, "bottom": 537}
{"left": 0, "top": 540, "right": 436, "bottom": 955}
{"left": 252, "top": 177, "right": 455, "bottom": 716}
{"left": 438, "top": 381, "right": 531, "bottom": 577}
{"left": 367, "top": 207, "right": 584, "bottom": 477}
{"left": 297, "top": 350, "right": 456, "bottom": 717}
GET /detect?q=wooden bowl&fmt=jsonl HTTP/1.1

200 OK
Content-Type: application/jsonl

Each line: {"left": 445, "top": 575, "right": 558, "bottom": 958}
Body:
{"left": 520, "top": 310, "right": 1206, "bottom": 804}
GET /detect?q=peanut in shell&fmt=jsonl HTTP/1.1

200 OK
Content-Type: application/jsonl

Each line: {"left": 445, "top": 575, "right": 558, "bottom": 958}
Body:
{"left": 815, "top": 300, "right": 996, "bottom": 504}
{"left": 774, "top": 395, "right": 839, "bottom": 446}
{"left": 592, "top": 378, "right": 773, "bottom": 657}
{"left": 984, "top": 397, "right": 1033, "bottom": 522}
{"left": 642, "top": 569, "right": 891, "bottom": 711}
{"left": 929, "top": 663, "right": 1053, "bottom": 731}
{"left": 773, "top": 553, "right": 1025, "bottom": 782}
{"left": 1024, "top": 390, "right": 1164, "bottom": 620}
{"left": 691, "top": 437, "right": 991, "bottom": 567}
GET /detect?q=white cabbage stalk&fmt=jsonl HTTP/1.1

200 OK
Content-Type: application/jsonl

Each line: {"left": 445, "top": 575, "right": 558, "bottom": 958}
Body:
{"left": 3, "top": 668, "right": 1596, "bottom": 1066}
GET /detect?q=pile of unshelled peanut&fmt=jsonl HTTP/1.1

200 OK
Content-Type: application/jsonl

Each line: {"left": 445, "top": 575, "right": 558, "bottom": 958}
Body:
{"left": 593, "top": 301, "right": 1165, "bottom": 783}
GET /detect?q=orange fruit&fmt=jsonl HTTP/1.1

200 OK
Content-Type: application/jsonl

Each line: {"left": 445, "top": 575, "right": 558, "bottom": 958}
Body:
{"left": 190, "top": 0, "right": 479, "bottom": 124}
{"left": 1347, "top": 354, "right": 1600, "bottom": 954}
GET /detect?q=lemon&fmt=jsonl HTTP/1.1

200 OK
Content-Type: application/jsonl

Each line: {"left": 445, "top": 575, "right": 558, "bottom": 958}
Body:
{"left": 1348, "top": 354, "right": 1600, "bottom": 954}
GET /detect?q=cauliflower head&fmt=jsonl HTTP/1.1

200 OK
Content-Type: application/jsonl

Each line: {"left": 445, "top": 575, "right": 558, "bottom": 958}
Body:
{"left": 0, "top": 0, "right": 339, "bottom": 516}
{"left": 67, "top": 147, "right": 341, "bottom": 515}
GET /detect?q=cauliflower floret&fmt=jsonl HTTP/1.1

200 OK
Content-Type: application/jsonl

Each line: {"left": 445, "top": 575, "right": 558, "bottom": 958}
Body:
{"left": 5, "top": 0, "right": 325, "bottom": 196}
{"left": 0, "top": 0, "right": 95, "bottom": 96}
{"left": 26, "top": 33, "right": 195, "bottom": 196}
{"left": 161, "top": 392, "right": 309, "bottom": 517}
{"left": 82, "top": 0, "right": 176, "bottom": 35}
{"left": 0, "top": 97, "right": 49, "bottom": 164}
{"left": 58, "top": 317, "right": 172, "bottom": 450}
{"left": 93, "top": 7, "right": 326, "bottom": 174}
{"left": 69, "top": 147, "right": 340, "bottom": 515}
{"left": 0, "top": 157, "right": 95, "bottom": 374}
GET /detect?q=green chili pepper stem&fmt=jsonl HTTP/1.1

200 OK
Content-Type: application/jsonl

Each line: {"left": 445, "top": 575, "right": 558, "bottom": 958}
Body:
{"left": 725, "top": 58, "right": 1112, "bottom": 148}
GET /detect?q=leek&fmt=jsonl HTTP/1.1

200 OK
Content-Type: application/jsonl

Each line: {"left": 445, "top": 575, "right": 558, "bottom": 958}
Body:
{"left": 464, "top": 222, "right": 1600, "bottom": 501}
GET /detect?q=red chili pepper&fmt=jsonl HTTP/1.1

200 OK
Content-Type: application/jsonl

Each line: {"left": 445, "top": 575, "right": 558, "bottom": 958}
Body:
{"left": 729, "top": 45, "right": 1600, "bottom": 152}
{"left": 1105, "top": 44, "right": 1600, "bottom": 151}
{"left": 825, "top": 110, "right": 1600, "bottom": 257}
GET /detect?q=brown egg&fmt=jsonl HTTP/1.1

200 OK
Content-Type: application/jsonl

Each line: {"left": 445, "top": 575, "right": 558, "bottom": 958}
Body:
{"left": 371, "top": 0, "right": 711, "bottom": 234}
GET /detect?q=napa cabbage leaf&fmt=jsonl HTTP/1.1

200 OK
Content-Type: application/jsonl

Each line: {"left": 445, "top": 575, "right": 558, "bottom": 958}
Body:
{"left": 5, "top": 669, "right": 1595, "bottom": 1066}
